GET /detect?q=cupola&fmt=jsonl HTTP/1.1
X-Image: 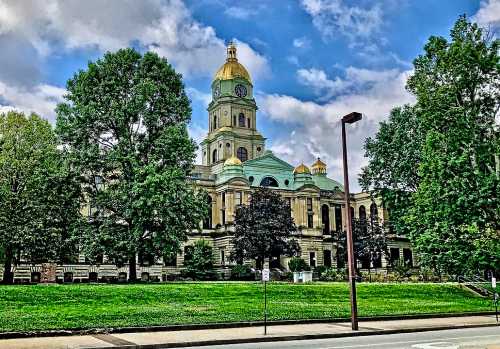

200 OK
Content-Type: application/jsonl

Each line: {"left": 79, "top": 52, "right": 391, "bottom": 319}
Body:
{"left": 224, "top": 156, "right": 242, "bottom": 167}
{"left": 214, "top": 42, "right": 252, "bottom": 83}
{"left": 311, "top": 158, "right": 327, "bottom": 175}
{"left": 293, "top": 163, "right": 311, "bottom": 175}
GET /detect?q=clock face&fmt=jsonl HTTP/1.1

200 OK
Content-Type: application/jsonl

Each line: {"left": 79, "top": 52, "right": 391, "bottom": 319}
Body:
{"left": 213, "top": 86, "right": 220, "bottom": 99}
{"left": 234, "top": 84, "right": 247, "bottom": 98}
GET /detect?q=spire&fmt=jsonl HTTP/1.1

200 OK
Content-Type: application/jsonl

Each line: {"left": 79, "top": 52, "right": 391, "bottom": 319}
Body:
{"left": 226, "top": 41, "right": 237, "bottom": 62}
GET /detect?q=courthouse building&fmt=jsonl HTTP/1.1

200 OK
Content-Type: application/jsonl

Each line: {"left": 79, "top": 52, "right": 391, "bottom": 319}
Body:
{"left": 3, "top": 44, "right": 413, "bottom": 283}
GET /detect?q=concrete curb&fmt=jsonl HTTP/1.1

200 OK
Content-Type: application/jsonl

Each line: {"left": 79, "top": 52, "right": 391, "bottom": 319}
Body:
{"left": 80, "top": 323, "right": 500, "bottom": 349}
{"left": 0, "top": 311, "right": 496, "bottom": 340}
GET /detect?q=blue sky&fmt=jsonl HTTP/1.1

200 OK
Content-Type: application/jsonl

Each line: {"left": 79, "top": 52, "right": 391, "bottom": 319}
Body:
{"left": 0, "top": 0, "right": 498, "bottom": 190}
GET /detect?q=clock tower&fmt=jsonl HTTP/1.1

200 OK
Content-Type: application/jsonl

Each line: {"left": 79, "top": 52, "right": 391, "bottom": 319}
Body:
{"left": 201, "top": 43, "right": 266, "bottom": 171}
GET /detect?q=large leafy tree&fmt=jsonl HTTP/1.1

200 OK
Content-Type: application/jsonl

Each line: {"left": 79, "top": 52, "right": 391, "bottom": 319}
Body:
{"left": 406, "top": 17, "right": 499, "bottom": 275}
{"left": 0, "top": 111, "right": 82, "bottom": 283}
{"left": 56, "top": 48, "right": 207, "bottom": 280}
{"left": 232, "top": 188, "right": 300, "bottom": 269}
{"left": 361, "top": 16, "right": 499, "bottom": 275}
{"left": 359, "top": 105, "right": 423, "bottom": 237}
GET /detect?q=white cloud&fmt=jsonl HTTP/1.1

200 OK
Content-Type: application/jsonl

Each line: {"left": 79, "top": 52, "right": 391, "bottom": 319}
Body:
{"left": 473, "top": 0, "right": 500, "bottom": 29}
{"left": 0, "top": 81, "right": 65, "bottom": 122}
{"left": 301, "top": 0, "right": 383, "bottom": 44}
{"left": 224, "top": 6, "right": 258, "bottom": 20}
{"left": 258, "top": 68, "right": 415, "bottom": 191}
{"left": 293, "top": 37, "right": 311, "bottom": 49}
{"left": 0, "top": 0, "right": 269, "bottom": 80}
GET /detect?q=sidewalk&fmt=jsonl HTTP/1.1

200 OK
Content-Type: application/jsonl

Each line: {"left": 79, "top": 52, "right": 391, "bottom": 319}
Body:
{"left": 0, "top": 315, "right": 498, "bottom": 349}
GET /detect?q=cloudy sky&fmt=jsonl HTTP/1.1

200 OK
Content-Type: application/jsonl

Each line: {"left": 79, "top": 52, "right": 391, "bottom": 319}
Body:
{"left": 0, "top": 0, "right": 498, "bottom": 190}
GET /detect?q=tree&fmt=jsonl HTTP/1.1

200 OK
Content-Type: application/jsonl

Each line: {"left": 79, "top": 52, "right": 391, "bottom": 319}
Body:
{"left": 0, "top": 111, "right": 82, "bottom": 283}
{"left": 56, "top": 48, "right": 207, "bottom": 280}
{"left": 333, "top": 217, "right": 388, "bottom": 273}
{"left": 182, "top": 239, "right": 216, "bottom": 280}
{"left": 359, "top": 105, "right": 423, "bottom": 237}
{"left": 360, "top": 16, "right": 499, "bottom": 276}
{"left": 231, "top": 188, "right": 300, "bottom": 269}
{"left": 406, "top": 16, "right": 499, "bottom": 275}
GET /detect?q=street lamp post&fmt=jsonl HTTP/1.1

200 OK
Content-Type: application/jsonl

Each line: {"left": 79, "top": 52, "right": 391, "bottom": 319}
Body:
{"left": 341, "top": 111, "right": 362, "bottom": 331}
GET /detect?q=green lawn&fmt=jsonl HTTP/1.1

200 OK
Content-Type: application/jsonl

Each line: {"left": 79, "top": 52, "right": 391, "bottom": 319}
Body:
{"left": 0, "top": 282, "right": 492, "bottom": 332}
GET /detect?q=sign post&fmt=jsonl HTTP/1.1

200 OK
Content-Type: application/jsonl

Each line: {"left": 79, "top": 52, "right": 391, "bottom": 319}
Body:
{"left": 262, "top": 268, "right": 270, "bottom": 335}
{"left": 492, "top": 277, "right": 498, "bottom": 323}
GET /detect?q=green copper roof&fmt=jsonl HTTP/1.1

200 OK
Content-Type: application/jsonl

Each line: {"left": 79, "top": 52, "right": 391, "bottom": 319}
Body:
{"left": 215, "top": 150, "right": 344, "bottom": 192}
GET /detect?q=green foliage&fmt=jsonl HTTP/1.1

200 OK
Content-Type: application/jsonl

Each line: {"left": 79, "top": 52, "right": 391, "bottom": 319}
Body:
{"left": 56, "top": 48, "right": 207, "bottom": 279}
{"left": 393, "top": 259, "right": 412, "bottom": 281}
{"left": 230, "top": 264, "right": 255, "bottom": 281}
{"left": 360, "top": 16, "right": 500, "bottom": 276}
{"left": 288, "top": 257, "right": 309, "bottom": 272}
{"left": 232, "top": 188, "right": 300, "bottom": 268}
{"left": 0, "top": 111, "right": 82, "bottom": 283}
{"left": 182, "top": 240, "right": 217, "bottom": 280}
{"left": 0, "top": 283, "right": 491, "bottom": 332}
{"left": 333, "top": 217, "right": 388, "bottom": 272}
{"left": 318, "top": 267, "right": 347, "bottom": 281}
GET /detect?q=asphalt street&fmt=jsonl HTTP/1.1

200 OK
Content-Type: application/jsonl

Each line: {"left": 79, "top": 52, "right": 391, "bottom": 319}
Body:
{"left": 176, "top": 326, "right": 500, "bottom": 349}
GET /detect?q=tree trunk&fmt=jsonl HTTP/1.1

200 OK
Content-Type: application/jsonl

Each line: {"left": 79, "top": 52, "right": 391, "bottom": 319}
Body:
{"left": 129, "top": 255, "right": 137, "bottom": 282}
{"left": 2, "top": 247, "right": 14, "bottom": 284}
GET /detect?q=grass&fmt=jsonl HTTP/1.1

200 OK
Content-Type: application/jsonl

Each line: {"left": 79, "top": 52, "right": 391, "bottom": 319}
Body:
{"left": 0, "top": 282, "right": 493, "bottom": 332}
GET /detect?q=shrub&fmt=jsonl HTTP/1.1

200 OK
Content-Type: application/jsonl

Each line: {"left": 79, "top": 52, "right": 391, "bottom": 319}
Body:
{"left": 288, "top": 257, "right": 310, "bottom": 272}
{"left": 182, "top": 240, "right": 217, "bottom": 280}
{"left": 230, "top": 265, "right": 255, "bottom": 281}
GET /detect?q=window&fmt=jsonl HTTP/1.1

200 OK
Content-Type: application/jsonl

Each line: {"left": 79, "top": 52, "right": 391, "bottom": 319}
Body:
{"left": 247, "top": 118, "right": 250, "bottom": 128}
{"left": 390, "top": 248, "right": 400, "bottom": 266}
{"left": 164, "top": 253, "right": 177, "bottom": 267}
{"left": 221, "top": 209, "right": 226, "bottom": 225}
{"left": 334, "top": 204, "right": 342, "bottom": 232}
{"left": 350, "top": 206, "right": 355, "bottom": 222}
{"left": 323, "top": 250, "right": 332, "bottom": 267}
{"left": 237, "top": 147, "right": 248, "bottom": 162}
{"left": 235, "top": 191, "right": 242, "bottom": 207}
{"left": 359, "top": 205, "right": 366, "bottom": 221}
{"left": 213, "top": 115, "right": 217, "bottom": 130}
{"left": 233, "top": 115, "right": 236, "bottom": 126}
{"left": 307, "top": 213, "right": 314, "bottom": 228}
{"left": 309, "top": 252, "right": 316, "bottom": 268}
{"left": 222, "top": 192, "right": 226, "bottom": 206}
{"left": 321, "top": 204, "right": 330, "bottom": 234}
{"left": 203, "top": 196, "right": 212, "bottom": 229}
{"left": 212, "top": 149, "right": 217, "bottom": 163}
{"left": 220, "top": 250, "right": 225, "bottom": 265}
{"left": 373, "top": 253, "right": 382, "bottom": 268}
{"left": 403, "top": 248, "right": 413, "bottom": 267}
{"left": 260, "top": 176, "right": 279, "bottom": 187}
{"left": 307, "top": 198, "right": 313, "bottom": 211}
{"left": 238, "top": 113, "right": 245, "bottom": 127}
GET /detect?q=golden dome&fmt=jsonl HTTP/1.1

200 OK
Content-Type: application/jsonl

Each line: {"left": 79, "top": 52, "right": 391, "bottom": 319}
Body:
{"left": 214, "top": 43, "right": 252, "bottom": 83}
{"left": 293, "top": 163, "right": 311, "bottom": 175}
{"left": 224, "top": 156, "right": 242, "bottom": 166}
{"left": 311, "top": 158, "right": 327, "bottom": 174}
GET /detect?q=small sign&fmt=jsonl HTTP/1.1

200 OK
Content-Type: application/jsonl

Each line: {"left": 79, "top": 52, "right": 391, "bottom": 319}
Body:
{"left": 262, "top": 269, "right": 270, "bottom": 282}
{"left": 493, "top": 277, "right": 497, "bottom": 289}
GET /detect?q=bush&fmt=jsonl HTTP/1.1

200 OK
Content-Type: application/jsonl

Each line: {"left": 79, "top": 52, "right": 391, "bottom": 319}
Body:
{"left": 230, "top": 265, "right": 255, "bottom": 281}
{"left": 182, "top": 240, "right": 217, "bottom": 280}
{"left": 319, "top": 268, "right": 347, "bottom": 281}
{"left": 393, "top": 259, "right": 412, "bottom": 281}
{"left": 288, "top": 257, "right": 310, "bottom": 272}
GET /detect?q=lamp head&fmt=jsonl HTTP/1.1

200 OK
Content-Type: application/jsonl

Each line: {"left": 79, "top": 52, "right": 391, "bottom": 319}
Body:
{"left": 342, "top": 112, "right": 362, "bottom": 124}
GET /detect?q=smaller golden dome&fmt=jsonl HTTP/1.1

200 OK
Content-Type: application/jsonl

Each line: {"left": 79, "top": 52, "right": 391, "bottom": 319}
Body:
{"left": 311, "top": 158, "right": 327, "bottom": 174}
{"left": 214, "top": 43, "right": 252, "bottom": 83}
{"left": 224, "top": 156, "right": 242, "bottom": 166}
{"left": 293, "top": 163, "right": 311, "bottom": 174}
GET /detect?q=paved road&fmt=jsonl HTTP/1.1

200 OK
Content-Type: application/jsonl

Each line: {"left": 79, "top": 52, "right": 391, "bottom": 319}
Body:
{"left": 178, "top": 326, "right": 500, "bottom": 349}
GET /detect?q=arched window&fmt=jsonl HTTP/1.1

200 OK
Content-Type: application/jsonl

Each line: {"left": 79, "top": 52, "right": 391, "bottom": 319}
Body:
{"left": 212, "top": 149, "right": 217, "bottom": 163}
{"left": 321, "top": 204, "right": 330, "bottom": 235}
{"left": 359, "top": 205, "right": 366, "bottom": 221}
{"left": 236, "top": 147, "right": 248, "bottom": 162}
{"left": 213, "top": 115, "right": 217, "bottom": 130}
{"left": 370, "top": 203, "right": 378, "bottom": 221}
{"left": 260, "top": 176, "right": 279, "bottom": 187}
{"left": 238, "top": 113, "right": 245, "bottom": 127}
{"left": 203, "top": 196, "right": 213, "bottom": 229}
